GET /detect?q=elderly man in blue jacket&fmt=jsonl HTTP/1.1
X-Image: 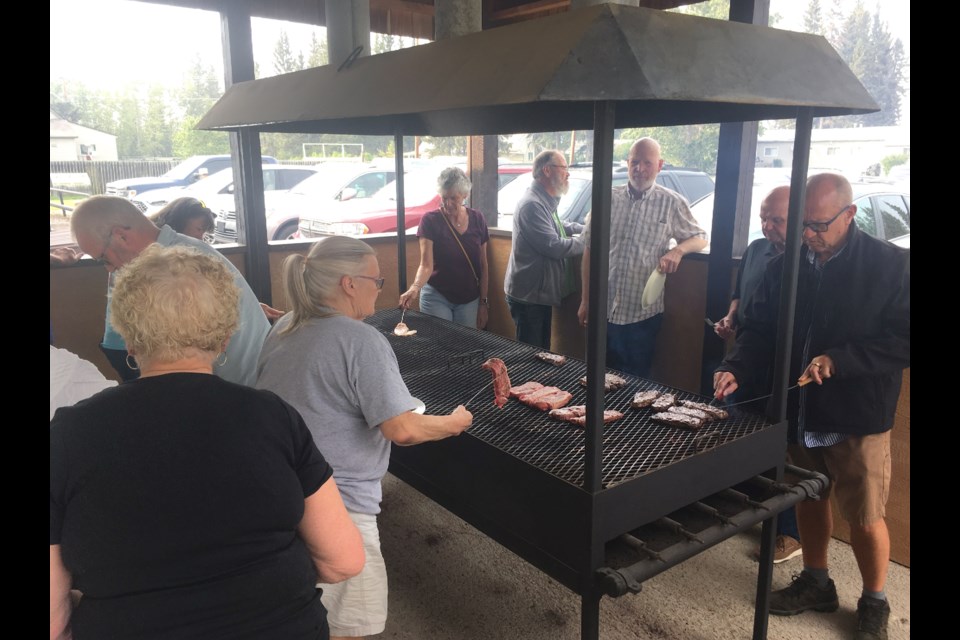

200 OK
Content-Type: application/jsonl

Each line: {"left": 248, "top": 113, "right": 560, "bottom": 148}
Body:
{"left": 714, "top": 173, "right": 910, "bottom": 640}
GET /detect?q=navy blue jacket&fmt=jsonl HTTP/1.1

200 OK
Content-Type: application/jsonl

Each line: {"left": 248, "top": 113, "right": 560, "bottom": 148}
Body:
{"left": 718, "top": 223, "right": 910, "bottom": 438}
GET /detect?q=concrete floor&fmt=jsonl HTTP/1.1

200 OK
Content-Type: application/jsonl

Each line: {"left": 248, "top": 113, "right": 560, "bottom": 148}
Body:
{"left": 375, "top": 473, "right": 910, "bottom": 640}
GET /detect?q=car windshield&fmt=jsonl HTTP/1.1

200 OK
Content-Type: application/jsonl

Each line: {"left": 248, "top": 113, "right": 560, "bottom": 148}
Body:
{"left": 163, "top": 158, "right": 209, "bottom": 180}
{"left": 290, "top": 167, "right": 371, "bottom": 198}
{"left": 374, "top": 170, "right": 443, "bottom": 206}
{"left": 179, "top": 168, "right": 234, "bottom": 194}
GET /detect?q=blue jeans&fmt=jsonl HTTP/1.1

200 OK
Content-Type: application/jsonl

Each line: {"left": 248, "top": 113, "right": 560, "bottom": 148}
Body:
{"left": 505, "top": 295, "right": 552, "bottom": 349}
{"left": 606, "top": 314, "right": 663, "bottom": 378}
{"left": 419, "top": 283, "right": 479, "bottom": 328}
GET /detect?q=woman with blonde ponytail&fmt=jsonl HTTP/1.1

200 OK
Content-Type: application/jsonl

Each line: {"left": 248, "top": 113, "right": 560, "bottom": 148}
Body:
{"left": 256, "top": 235, "right": 473, "bottom": 640}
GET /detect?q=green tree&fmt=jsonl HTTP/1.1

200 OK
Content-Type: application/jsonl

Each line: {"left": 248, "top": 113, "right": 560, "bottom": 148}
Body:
{"left": 141, "top": 86, "right": 174, "bottom": 158}
{"left": 784, "top": 1, "right": 905, "bottom": 128}
{"left": 173, "top": 57, "right": 229, "bottom": 157}
{"left": 273, "top": 31, "right": 304, "bottom": 75}
{"left": 307, "top": 32, "right": 329, "bottom": 67}
{"left": 618, "top": 126, "right": 720, "bottom": 173}
{"left": 803, "top": 0, "right": 824, "bottom": 33}
{"left": 114, "top": 89, "right": 144, "bottom": 158}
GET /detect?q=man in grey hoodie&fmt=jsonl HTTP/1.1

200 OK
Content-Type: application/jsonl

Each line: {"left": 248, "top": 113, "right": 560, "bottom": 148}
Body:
{"left": 503, "top": 150, "right": 585, "bottom": 349}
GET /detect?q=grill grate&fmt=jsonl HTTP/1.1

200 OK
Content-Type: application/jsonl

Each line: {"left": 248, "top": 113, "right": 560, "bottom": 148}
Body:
{"left": 368, "top": 309, "right": 773, "bottom": 489}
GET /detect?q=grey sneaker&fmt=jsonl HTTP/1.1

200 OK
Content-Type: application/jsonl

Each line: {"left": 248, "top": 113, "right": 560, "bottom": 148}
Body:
{"left": 768, "top": 572, "right": 839, "bottom": 616}
{"left": 854, "top": 596, "right": 890, "bottom": 640}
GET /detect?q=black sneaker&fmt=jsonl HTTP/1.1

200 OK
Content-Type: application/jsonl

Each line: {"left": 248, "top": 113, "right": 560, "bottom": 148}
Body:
{"left": 854, "top": 596, "right": 890, "bottom": 640}
{"left": 768, "top": 572, "right": 839, "bottom": 616}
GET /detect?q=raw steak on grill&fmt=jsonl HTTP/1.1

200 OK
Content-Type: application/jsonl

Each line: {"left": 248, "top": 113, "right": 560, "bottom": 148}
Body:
{"left": 578, "top": 373, "right": 628, "bottom": 393}
{"left": 651, "top": 409, "right": 705, "bottom": 430}
{"left": 630, "top": 390, "right": 661, "bottom": 408}
{"left": 681, "top": 400, "right": 729, "bottom": 420}
{"left": 518, "top": 386, "right": 573, "bottom": 411}
{"left": 548, "top": 405, "right": 588, "bottom": 421}
{"left": 651, "top": 393, "right": 677, "bottom": 411}
{"left": 509, "top": 381, "right": 544, "bottom": 398}
{"left": 569, "top": 410, "right": 624, "bottom": 427}
{"left": 481, "top": 357, "right": 511, "bottom": 408}
{"left": 670, "top": 406, "right": 711, "bottom": 422}
{"left": 535, "top": 352, "right": 567, "bottom": 366}
{"left": 549, "top": 405, "right": 623, "bottom": 427}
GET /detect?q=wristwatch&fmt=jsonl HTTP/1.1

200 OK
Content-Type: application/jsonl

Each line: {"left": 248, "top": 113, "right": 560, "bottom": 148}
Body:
{"left": 480, "top": 297, "right": 489, "bottom": 307}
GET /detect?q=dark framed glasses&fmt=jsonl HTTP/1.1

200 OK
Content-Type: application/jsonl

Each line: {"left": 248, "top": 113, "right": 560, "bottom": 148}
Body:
{"left": 803, "top": 205, "right": 851, "bottom": 233}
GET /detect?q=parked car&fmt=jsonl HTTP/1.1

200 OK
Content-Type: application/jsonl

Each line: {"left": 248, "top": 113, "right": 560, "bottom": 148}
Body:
{"left": 105, "top": 155, "right": 278, "bottom": 199}
{"left": 131, "top": 164, "right": 318, "bottom": 218}
{"left": 215, "top": 161, "right": 397, "bottom": 243}
{"left": 296, "top": 164, "right": 532, "bottom": 239}
{"left": 690, "top": 182, "right": 910, "bottom": 252}
{"left": 495, "top": 164, "right": 715, "bottom": 229}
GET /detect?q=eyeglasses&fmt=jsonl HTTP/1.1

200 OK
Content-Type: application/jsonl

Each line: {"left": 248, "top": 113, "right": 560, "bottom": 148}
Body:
{"left": 802, "top": 205, "right": 851, "bottom": 233}
{"left": 352, "top": 275, "right": 385, "bottom": 290}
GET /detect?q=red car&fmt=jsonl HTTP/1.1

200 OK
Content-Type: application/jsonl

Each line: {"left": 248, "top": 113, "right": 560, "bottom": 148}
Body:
{"left": 298, "top": 164, "right": 530, "bottom": 237}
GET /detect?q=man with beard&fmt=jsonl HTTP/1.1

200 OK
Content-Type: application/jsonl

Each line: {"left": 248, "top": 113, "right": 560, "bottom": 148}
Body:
{"left": 578, "top": 137, "right": 707, "bottom": 378}
{"left": 504, "top": 150, "right": 585, "bottom": 348}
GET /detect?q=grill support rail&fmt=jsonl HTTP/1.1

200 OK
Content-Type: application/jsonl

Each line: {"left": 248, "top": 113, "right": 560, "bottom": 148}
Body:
{"left": 595, "top": 465, "right": 829, "bottom": 598}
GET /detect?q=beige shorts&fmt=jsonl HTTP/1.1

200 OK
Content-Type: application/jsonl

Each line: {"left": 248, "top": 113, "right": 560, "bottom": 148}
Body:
{"left": 317, "top": 511, "right": 388, "bottom": 637}
{"left": 787, "top": 430, "right": 891, "bottom": 527}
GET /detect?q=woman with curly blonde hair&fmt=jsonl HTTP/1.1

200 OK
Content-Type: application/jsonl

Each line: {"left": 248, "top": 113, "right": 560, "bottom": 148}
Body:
{"left": 50, "top": 244, "right": 364, "bottom": 640}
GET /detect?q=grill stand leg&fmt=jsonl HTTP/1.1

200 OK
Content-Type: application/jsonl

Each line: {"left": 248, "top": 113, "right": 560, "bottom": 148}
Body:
{"left": 752, "top": 514, "right": 778, "bottom": 639}
{"left": 580, "top": 590, "right": 601, "bottom": 640}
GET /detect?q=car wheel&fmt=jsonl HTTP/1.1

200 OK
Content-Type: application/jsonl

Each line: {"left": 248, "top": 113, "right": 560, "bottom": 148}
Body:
{"left": 274, "top": 221, "right": 299, "bottom": 241}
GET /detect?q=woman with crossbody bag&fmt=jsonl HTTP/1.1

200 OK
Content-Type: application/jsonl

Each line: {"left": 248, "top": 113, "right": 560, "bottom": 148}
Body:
{"left": 398, "top": 166, "right": 490, "bottom": 329}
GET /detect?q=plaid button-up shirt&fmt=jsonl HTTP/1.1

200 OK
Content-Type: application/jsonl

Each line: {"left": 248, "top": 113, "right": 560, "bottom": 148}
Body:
{"left": 582, "top": 183, "right": 706, "bottom": 325}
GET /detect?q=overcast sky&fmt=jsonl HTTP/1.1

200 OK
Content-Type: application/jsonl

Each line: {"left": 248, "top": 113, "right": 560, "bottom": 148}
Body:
{"left": 50, "top": 0, "right": 909, "bottom": 121}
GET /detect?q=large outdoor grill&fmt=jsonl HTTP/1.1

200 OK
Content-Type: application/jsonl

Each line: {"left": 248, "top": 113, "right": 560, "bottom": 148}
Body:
{"left": 198, "top": 5, "right": 874, "bottom": 637}
{"left": 369, "top": 309, "right": 827, "bottom": 639}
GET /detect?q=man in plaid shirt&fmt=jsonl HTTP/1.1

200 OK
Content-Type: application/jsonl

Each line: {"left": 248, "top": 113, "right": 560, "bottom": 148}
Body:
{"left": 578, "top": 138, "right": 707, "bottom": 378}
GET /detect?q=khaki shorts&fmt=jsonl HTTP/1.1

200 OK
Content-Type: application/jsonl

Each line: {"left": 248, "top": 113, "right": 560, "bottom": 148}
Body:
{"left": 317, "top": 511, "right": 388, "bottom": 637}
{"left": 787, "top": 431, "right": 891, "bottom": 527}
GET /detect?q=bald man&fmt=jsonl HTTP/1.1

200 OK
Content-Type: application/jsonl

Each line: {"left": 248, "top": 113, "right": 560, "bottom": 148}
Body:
{"left": 714, "top": 173, "right": 910, "bottom": 640}
{"left": 578, "top": 137, "right": 707, "bottom": 378}
{"left": 71, "top": 195, "right": 270, "bottom": 386}
{"left": 715, "top": 185, "right": 790, "bottom": 341}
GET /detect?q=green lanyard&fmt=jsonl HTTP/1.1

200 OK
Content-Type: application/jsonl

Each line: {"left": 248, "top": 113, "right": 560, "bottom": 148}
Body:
{"left": 552, "top": 210, "right": 575, "bottom": 297}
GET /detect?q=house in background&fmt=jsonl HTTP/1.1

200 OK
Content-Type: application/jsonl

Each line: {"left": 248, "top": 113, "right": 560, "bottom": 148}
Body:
{"left": 50, "top": 110, "right": 118, "bottom": 161}
{"left": 756, "top": 125, "right": 909, "bottom": 177}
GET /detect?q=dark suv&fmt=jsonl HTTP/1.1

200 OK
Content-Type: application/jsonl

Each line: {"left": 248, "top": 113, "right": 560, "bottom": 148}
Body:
{"left": 496, "top": 164, "right": 714, "bottom": 228}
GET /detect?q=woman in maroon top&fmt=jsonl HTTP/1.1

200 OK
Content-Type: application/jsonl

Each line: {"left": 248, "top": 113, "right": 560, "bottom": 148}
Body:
{"left": 399, "top": 166, "right": 490, "bottom": 329}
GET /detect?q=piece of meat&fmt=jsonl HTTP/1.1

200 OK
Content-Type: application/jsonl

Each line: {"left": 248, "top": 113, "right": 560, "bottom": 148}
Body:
{"left": 630, "top": 390, "right": 661, "bottom": 408}
{"left": 569, "top": 410, "right": 624, "bottom": 427}
{"left": 393, "top": 322, "right": 417, "bottom": 336}
{"left": 579, "top": 373, "right": 628, "bottom": 393}
{"left": 651, "top": 410, "right": 705, "bottom": 430}
{"left": 549, "top": 405, "right": 588, "bottom": 421}
{"left": 670, "top": 406, "right": 711, "bottom": 422}
{"left": 535, "top": 352, "right": 567, "bottom": 366}
{"left": 518, "top": 386, "right": 573, "bottom": 411}
{"left": 509, "top": 381, "right": 544, "bottom": 398}
{"left": 549, "top": 405, "right": 623, "bottom": 427}
{"left": 481, "top": 358, "right": 511, "bottom": 409}
{"left": 651, "top": 393, "right": 677, "bottom": 411}
{"left": 681, "top": 400, "right": 730, "bottom": 421}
